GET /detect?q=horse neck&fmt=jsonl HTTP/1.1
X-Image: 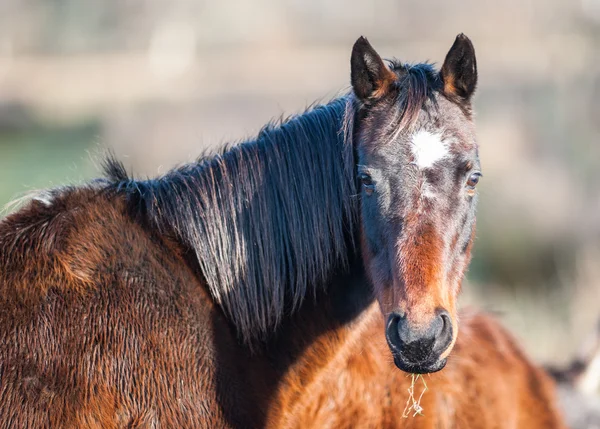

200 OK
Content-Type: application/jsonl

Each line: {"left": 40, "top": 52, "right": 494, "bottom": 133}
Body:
{"left": 264, "top": 251, "right": 373, "bottom": 358}
{"left": 117, "top": 96, "right": 359, "bottom": 345}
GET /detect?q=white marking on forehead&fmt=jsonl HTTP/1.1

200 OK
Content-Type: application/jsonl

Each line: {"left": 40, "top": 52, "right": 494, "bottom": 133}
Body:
{"left": 411, "top": 130, "right": 449, "bottom": 169}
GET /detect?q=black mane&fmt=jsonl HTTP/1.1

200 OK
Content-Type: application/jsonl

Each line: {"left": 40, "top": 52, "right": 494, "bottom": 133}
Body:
{"left": 388, "top": 62, "right": 440, "bottom": 129}
{"left": 104, "top": 63, "right": 436, "bottom": 343}
{"left": 106, "top": 97, "right": 357, "bottom": 342}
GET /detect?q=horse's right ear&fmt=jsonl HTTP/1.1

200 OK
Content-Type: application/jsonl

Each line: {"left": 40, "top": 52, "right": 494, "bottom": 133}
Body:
{"left": 351, "top": 37, "right": 396, "bottom": 102}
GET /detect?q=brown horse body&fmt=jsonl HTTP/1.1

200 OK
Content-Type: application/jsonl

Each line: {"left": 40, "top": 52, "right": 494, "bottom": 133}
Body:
{"left": 0, "top": 190, "right": 565, "bottom": 428}
{"left": 0, "top": 34, "right": 568, "bottom": 428}
{"left": 0, "top": 191, "right": 257, "bottom": 427}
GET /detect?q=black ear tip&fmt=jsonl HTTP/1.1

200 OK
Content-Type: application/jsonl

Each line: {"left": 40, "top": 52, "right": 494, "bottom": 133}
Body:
{"left": 354, "top": 36, "right": 371, "bottom": 49}
{"left": 454, "top": 33, "right": 474, "bottom": 49}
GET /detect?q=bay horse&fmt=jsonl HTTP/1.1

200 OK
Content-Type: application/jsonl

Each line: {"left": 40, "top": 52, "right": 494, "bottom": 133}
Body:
{"left": 0, "top": 35, "right": 565, "bottom": 427}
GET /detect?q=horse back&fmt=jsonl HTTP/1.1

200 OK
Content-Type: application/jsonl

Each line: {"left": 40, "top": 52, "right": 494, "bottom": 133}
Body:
{"left": 0, "top": 189, "right": 247, "bottom": 428}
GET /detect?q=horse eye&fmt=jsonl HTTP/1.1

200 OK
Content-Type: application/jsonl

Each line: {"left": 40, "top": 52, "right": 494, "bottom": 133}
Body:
{"left": 466, "top": 172, "right": 481, "bottom": 188}
{"left": 359, "top": 174, "right": 375, "bottom": 196}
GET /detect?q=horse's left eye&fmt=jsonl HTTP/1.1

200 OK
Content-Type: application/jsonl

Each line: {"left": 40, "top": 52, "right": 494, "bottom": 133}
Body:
{"left": 466, "top": 172, "right": 481, "bottom": 187}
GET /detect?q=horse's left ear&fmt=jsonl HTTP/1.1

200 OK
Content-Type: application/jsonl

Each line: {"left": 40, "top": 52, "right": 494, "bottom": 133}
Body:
{"left": 440, "top": 34, "right": 477, "bottom": 102}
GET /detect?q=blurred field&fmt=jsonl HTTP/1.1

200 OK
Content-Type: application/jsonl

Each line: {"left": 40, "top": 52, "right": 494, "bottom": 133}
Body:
{"left": 0, "top": 0, "right": 599, "bottom": 368}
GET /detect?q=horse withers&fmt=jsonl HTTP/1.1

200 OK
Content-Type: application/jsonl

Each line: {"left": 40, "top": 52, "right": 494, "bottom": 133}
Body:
{"left": 0, "top": 35, "right": 566, "bottom": 427}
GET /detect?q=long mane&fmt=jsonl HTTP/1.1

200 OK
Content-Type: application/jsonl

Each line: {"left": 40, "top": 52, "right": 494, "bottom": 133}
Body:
{"left": 105, "top": 97, "right": 357, "bottom": 342}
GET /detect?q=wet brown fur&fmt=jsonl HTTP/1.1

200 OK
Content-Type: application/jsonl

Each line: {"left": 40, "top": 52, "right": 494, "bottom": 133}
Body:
{"left": 0, "top": 191, "right": 237, "bottom": 427}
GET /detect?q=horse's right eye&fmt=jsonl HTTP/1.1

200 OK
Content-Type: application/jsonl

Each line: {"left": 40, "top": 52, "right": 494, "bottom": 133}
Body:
{"left": 359, "top": 174, "right": 372, "bottom": 185}
{"left": 359, "top": 174, "right": 375, "bottom": 196}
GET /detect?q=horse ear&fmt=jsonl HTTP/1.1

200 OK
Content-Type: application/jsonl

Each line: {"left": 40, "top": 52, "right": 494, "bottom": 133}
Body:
{"left": 440, "top": 34, "right": 477, "bottom": 102}
{"left": 351, "top": 36, "right": 395, "bottom": 101}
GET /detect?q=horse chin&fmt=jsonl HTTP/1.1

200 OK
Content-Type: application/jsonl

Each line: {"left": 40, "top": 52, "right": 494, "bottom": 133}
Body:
{"left": 392, "top": 356, "right": 448, "bottom": 374}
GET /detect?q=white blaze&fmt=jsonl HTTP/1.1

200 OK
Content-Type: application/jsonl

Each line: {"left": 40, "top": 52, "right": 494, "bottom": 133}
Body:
{"left": 411, "top": 130, "right": 449, "bottom": 169}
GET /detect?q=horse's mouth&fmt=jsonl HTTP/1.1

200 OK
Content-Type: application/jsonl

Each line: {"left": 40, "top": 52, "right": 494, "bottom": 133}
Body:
{"left": 392, "top": 354, "right": 447, "bottom": 374}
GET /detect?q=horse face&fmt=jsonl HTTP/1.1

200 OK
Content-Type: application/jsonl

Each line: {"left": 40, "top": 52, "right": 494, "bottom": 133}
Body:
{"left": 351, "top": 35, "right": 479, "bottom": 374}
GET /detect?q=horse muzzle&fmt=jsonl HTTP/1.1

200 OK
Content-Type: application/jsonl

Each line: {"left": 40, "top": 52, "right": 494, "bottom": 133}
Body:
{"left": 385, "top": 309, "right": 453, "bottom": 374}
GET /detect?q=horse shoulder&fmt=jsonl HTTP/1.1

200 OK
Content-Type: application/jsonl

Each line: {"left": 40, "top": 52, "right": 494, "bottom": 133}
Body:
{"left": 270, "top": 304, "right": 411, "bottom": 429}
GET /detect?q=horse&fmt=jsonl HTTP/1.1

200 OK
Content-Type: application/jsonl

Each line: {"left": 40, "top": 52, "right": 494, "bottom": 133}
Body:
{"left": 0, "top": 34, "right": 566, "bottom": 428}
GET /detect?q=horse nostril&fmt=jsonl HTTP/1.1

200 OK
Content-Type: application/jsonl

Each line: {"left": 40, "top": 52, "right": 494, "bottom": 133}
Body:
{"left": 434, "top": 310, "right": 453, "bottom": 354}
{"left": 385, "top": 312, "right": 404, "bottom": 353}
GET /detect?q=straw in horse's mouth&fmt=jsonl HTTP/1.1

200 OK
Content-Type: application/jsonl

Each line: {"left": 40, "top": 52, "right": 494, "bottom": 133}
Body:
{"left": 402, "top": 373, "right": 428, "bottom": 418}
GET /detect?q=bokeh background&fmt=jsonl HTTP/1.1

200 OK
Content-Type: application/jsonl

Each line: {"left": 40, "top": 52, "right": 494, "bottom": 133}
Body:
{"left": 0, "top": 0, "right": 599, "bottom": 369}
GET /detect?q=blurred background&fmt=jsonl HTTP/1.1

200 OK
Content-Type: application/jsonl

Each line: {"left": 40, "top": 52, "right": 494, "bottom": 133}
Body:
{"left": 0, "top": 0, "right": 598, "bottom": 369}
